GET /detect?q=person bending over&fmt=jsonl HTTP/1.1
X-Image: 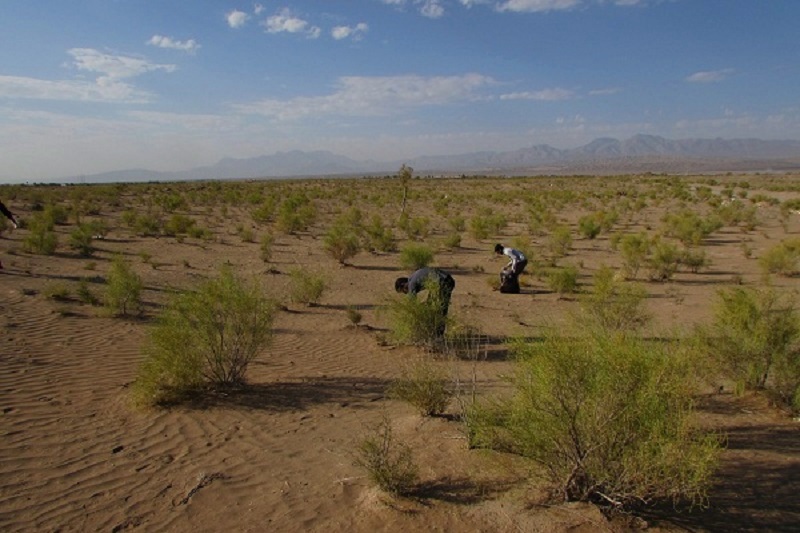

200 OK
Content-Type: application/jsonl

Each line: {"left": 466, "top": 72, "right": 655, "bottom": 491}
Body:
{"left": 0, "top": 200, "right": 19, "bottom": 270}
{"left": 395, "top": 267, "right": 455, "bottom": 336}
{"left": 495, "top": 243, "right": 527, "bottom": 276}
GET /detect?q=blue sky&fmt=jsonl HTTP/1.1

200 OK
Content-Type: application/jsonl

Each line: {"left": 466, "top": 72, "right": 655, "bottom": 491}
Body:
{"left": 1, "top": 0, "right": 798, "bottom": 182}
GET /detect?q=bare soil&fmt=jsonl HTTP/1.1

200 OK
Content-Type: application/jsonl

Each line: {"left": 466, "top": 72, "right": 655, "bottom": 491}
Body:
{"left": 1, "top": 174, "right": 799, "bottom": 532}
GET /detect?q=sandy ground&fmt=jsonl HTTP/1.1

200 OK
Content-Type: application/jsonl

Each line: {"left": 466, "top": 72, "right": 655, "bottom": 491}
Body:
{"left": 1, "top": 175, "right": 799, "bottom": 532}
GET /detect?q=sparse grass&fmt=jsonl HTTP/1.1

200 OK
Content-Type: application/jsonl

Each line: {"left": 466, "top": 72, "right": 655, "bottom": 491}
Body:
{"left": 355, "top": 415, "right": 419, "bottom": 496}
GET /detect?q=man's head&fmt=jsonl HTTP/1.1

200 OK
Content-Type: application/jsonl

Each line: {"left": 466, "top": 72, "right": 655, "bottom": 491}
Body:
{"left": 494, "top": 243, "right": 504, "bottom": 254}
{"left": 395, "top": 277, "right": 409, "bottom": 293}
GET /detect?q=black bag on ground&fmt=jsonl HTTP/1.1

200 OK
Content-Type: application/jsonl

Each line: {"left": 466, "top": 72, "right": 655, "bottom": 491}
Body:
{"left": 499, "top": 270, "right": 520, "bottom": 294}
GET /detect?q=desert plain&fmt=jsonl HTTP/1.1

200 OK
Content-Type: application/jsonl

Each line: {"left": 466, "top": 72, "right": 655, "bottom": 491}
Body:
{"left": 1, "top": 173, "right": 799, "bottom": 532}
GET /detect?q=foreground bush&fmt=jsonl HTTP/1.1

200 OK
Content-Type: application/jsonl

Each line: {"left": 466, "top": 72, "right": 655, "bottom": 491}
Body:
{"left": 132, "top": 267, "right": 277, "bottom": 406}
{"left": 467, "top": 327, "right": 719, "bottom": 508}
{"left": 699, "top": 287, "right": 800, "bottom": 410}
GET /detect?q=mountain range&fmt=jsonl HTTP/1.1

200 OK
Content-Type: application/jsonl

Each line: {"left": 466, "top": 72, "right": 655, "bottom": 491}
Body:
{"left": 66, "top": 134, "right": 800, "bottom": 183}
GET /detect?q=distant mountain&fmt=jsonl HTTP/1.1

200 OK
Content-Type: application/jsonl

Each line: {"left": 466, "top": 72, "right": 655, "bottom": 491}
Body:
{"left": 66, "top": 135, "right": 800, "bottom": 183}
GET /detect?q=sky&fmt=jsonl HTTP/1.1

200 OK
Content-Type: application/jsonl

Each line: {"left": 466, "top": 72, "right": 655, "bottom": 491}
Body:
{"left": 1, "top": 0, "right": 799, "bottom": 183}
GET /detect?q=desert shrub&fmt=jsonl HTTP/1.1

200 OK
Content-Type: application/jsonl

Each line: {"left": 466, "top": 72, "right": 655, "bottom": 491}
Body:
{"left": 251, "top": 198, "right": 277, "bottom": 224}
{"left": 69, "top": 224, "right": 95, "bottom": 257}
{"left": 546, "top": 226, "right": 572, "bottom": 260}
{"left": 259, "top": 232, "right": 274, "bottom": 263}
{"left": 547, "top": 265, "right": 579, "bottom": 295}
{"left": 22, "top": 213, "right": 58, "bottom": 255}
{"left": 468, "top": 327, "right": 719, "bottom": 507}
{"left": 104, "top": 255, "right": 143, "bottom": 317}
{"left": 580, "top": 266, "right": 650, "bottom": 332}
{"left": 578, "top": 214, "right": 602, "bottom": 239}
{"left": 448, "top": 215, "right": 465, "bottom": 232}
{"left": 132, "top": 266, "right": 277, "bottom": 406}
{"left": 399, "top": 243, "right": 434, "bottom": 271}
{"left": 680, "top": 247, "right": 710, "bottom": 273}
{"left": 364, "top": 214, "right": 395, "bottom": 252}
{"left": 439, "top": 232, "right": 461, "bottom": 251}
{"left": 389, "top": 358, "right": 453, "bottom": 417}
{"left": 163, "top": 214, "right": 195, "bottom": 236}
{"left": 277, "top": 192, "right": 316, "bottom": 234}
{"left": 647, "top": 239, "right": 681, "bottom": 281}
{"left": 662, "top": 210, "right": 722, "bottom": 245}
{"left": 759, "top": 238, "right": 800, "bottom": 277}
{"left": 578, "top": 210, "right": 617, "bottom": 240}
{"left": 618, "top": 232, "right": 650, "bottom": 279}
{"left": 355, "top": 416, "right": 419, "bottom": 496}
{"left": 76, "top": 279, "right": 100, "bottom": 306}
{"left": 469, "top": 210, "right": 507, "bottom": 241}
{"left": 385, "top": 279, "right": 449, "bottom": 351}
{"left": 42, "top": 203, "right": 69, "bottom": 226}
{"left": 133, "top": 213, "right": 162, "bottom": 236}
{"left": 401, "top": 216, "right": 430, "bottom": 241}
{"left": 323, "top": 223, "right": 361, "bottom": 265}
{"left": 698, "top": 287, "right": 800, "bottom": 408}
{"left": 289, "top": 268, "right": 326, "bottom": 305}
{"left": 43, "top": 282, "right": 71, "bottom": 301}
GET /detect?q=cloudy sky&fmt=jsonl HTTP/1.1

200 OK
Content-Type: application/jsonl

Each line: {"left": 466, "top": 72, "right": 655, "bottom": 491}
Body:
{"left": 1, "top": 0, "right": 798, "bottom": 182}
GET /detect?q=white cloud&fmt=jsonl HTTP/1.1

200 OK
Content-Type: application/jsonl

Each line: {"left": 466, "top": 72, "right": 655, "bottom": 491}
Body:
{"left": 253, "top": 3, "right": 265, "bottom": 15}
{"left": 331, "top": 23, "right": 369, "bottom": 41}
{"left": 0, "top": 49, "right": 175, "bottom": 104}
{"left": 147, "top": 35, "right": 200, "bottom": 54}
{"left": 500, "top": 88, "right": 574, "bottom": 100}
{"left": 589, "top": 87, "right": 622, "bottom": 96}
{"left": 685, "top": 68, "right": 735, "bottom": 83}
{"left": 0, "top": 75, "right": 151, "bottom": 103}
{"left": 69, "top": 48, "right": 175, "bottom": 80}
{"left": 420, "top": 0, "right": 445, "bottom": 18}
{"left": 234, "top": 73, "right": 496, "bottom": 120}
{"left": 226, "top": 9, "right": 249, "bottom": 28}
{"left": 496, "top": 0, "right": 581, "bottom": 13}
{"left": 263, "top": 8, "right": 321, "bottom": 38}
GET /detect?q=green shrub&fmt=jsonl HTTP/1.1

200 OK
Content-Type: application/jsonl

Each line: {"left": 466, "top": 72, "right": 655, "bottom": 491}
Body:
{"left": 323, "top": 223, "right": 361, "bottom": 265}
{"left": 104, "top": 255, "right": 143, "bottom": 317}
{"left": 680, "top": 247, "right": 710, "bottom": 273}
{"left": 277, "top": 192, "right": 316, "bottom": 234}
{"left": 132, "top": 266, "right": 277, "bottom": 406}
{"left": 69, "top": 224, "right": 95, "bottom": 257}
{"left": 289, "top": 268, "right": 326, "bottom": 306}
{"left": 546, "top": 226, "right": 572, "bottom": 260}
{"left": 355, "top": 416, "right": 419, "bottom": 496}
{"left": 547, "top": 265, "right": 579, "bottom": 295}
{"left": 399, "top": 243, "right": 434, "bottom": 271}
{"left": 647, "top": 239, "right": 680, "bottom": 281}
{"left": 259, "top": 232, "right": 275, "bottom": 263}
{"left": 385, "top": 280, "right": 449, "bottom": 351}
{"left": 23, "top": 214, "right": 58, "bottom": 255}
{"left": 580, "top": 266, "right": 650, "bottom": 332}
{"left": 389, "top": 358, "right": 453, "bottom": 417}
{"left": 619, "top": 232, "right": 650, "bottom": 279}
{"left": 440, "top": 232, "right": 461, "bottom": 251}
{"left": 698, "top": 287, "right": 800, "bottom": 407}
{"left": 468, "top": 327, "right": 719, "bottom": 507}
{"left": 578, "top": 214, "right": 602, "bottom": 239}
{"left": 163, "top": 214, "right": 195, "bottom": 236}
{"left": 364, "top": 215, "right": 395, "bottom": 252}
{"left": 759, "top": 239, "right": 800, "bottom": 277}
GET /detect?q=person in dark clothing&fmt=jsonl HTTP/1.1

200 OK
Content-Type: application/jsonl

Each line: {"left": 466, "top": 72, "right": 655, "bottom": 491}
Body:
{"left": 1, "top": 200, "right": 19, "bottom": 270}
{"left": 395, "top": 267, "right": 455, "bottom": 336}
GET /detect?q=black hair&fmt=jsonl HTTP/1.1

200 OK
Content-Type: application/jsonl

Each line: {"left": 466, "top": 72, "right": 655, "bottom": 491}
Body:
{"left": 395, "top": 277, "right": 409, "bottom": 293}
{"left": 494, "top": 243, "right": 504, "bottom": 254}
